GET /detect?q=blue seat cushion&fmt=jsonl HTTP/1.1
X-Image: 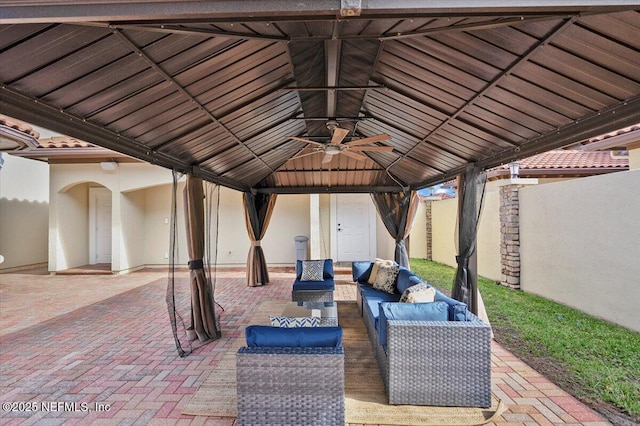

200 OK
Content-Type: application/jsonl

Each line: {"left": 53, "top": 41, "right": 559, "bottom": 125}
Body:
{"left": 378, "top": 301, "right": 449, "bottom": 350}
{"left": 292, "top": 278, "right": 335, "bottom": 291}
{"left": 434, "top": 289, "right": 471, "bottom": 321}
{"left": 296, "top": 259, "right": 334, "bottom": 280}
{"left": 359, "top": 284, "right": 401, "bottom": 330}
{"left": 245, "top": 325, "right": 343, "bottom": 348}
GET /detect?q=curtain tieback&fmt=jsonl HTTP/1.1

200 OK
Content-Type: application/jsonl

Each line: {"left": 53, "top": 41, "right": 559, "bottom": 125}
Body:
{"left": 251, "top": 241, "right": 261, "bottom": 247}
{"left": 188, "top": 259, "right": 204, "bottom": 270}
{"left": 455, "top": 255, "right": 469, "bottom": 267}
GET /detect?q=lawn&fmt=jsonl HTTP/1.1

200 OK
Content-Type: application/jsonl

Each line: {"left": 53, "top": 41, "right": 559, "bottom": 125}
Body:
{"left": 410, "top": 258, "right": 640, "bottom": 424}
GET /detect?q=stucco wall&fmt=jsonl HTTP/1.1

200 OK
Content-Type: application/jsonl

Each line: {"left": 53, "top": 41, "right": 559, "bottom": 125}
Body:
{"left": 431, "top": 198, "right": 458, "bottom": 268}
{"left": 0, "top": 154, "right": 49, "bottom": 270}
{"left": 119, "top": 189, "right": 145, "bottom": 271}
{"left": 476, "top": 189, "right": 501, "bottom": 282}
{"left": 520, "top": 169, "right": 640, "bottom": 332}
{"left": 52, "top": 182, "right": 90, "bottom": 270}
{"left": 410, "top": 200, "right": 428, "bottom": 259}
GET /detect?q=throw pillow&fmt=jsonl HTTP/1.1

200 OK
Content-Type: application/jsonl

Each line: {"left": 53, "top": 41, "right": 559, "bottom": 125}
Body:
{"left": 399, "top": 282, "right": 436, "bottom": 303}
{"left": 368, "top": 258, "right": 393, "bottom": 285}
{"left": 269, "top": 316, "right": 320, "bottom": 328}
{"left": 300, "top": 260, "right": 324, "bottom": 281}
{"left": 373, "top": 263, "right": 399, "bottom": 294}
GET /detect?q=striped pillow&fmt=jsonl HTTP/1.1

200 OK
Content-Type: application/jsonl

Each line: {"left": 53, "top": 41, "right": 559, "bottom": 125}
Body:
{"left": 300, "top": 260, "right": 325, "bottom": 281}
{"left": 269, "top": 316, "right": 320, "bottom": 328}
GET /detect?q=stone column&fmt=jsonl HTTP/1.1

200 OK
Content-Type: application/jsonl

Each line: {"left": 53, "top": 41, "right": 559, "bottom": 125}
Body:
{"left": 498, "top": 179, "right": 537, "bottom": 289}
{"left": 424, "top": 199, "right": 432, "bottom": 260}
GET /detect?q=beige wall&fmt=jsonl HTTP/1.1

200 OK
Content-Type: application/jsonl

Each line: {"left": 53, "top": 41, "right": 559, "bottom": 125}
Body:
{"left": 520, "top": 169, "right": 640, "bottom": 332}
{"left": 629, "top": 146, "right": 640, "bottom": 171}
{"left": 431, "top": 198, "right": 458, "bottom": 268}
{"left": 427, "top": 194, "right": 502, "bottom": 280}
{"left": 119, "top": 189, "right": 146, "bottom": 271}
{"left": 0, "top": 154, "right": 49, "bottom": 270}
{"left": 476, "top": 187, "right": 501, "bottom": 281}
{"left": 262, "top": 193, "right": 311, "bottom": 265}
{"left": 48, "top": 163, "right": 174, "bottom": 272}
{"left": 410, "top": 200, "right": 428, "bottom": 259}
{"left": 52, "top": 182, "right": 90, "bottom": 270}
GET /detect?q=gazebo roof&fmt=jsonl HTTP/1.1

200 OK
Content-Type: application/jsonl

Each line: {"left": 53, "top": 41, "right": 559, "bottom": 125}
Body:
{"left": 1, "top": 1, "right": 639, "bottom": 193}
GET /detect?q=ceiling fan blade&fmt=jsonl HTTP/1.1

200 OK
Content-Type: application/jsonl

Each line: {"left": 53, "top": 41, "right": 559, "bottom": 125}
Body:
{"left": 287, "top": 151, "right": 322, "bottom": 161}
{"left": 289, "top": 136, "right": 326, "bottom": 147}
{"left": 331, "top": 127, "right": 350, "bottom": 145}
{"left": 321, "top": 152, "right": 334, "bottom": 164}
{"left": 350, "top": 146, "right": 394, "bottom": 152}
{"left": 344, "top": 133, "right": 390, "bottom": 147}
{"left": 341, "top": 150, "right": 369, "bottom": 162}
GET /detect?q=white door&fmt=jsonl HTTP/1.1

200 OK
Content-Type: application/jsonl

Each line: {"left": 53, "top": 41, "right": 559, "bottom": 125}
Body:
{"left": 335, "top": 194, "right": 373, "bottom": 262}
{"left": 90, "top": 187, "right": 112, "bottom": 264}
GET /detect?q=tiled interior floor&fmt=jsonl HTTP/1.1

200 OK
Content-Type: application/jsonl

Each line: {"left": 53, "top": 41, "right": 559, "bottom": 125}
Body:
{"left": 0, "top": 267, "right": 610, "bottom": 425}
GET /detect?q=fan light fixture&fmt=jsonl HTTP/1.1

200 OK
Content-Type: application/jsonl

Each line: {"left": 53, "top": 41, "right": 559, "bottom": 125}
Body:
{"left": 287, "top": 121, "right": 393, "bottom": 164}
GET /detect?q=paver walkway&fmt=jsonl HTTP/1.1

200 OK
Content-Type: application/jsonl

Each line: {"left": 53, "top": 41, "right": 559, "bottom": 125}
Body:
{"left": 0, "top": 267, "right": 610, "bottom": 425}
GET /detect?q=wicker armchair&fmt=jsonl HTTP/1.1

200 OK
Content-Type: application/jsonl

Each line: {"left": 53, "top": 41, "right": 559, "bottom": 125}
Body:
{"left": 236, "top": 346, "right": 345, "bottom": 426}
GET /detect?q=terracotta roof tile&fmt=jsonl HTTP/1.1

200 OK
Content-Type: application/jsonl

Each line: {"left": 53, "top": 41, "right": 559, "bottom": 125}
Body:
{"left": 495, "top": 150, "right": 628, "bottom": 171}
{"left": 0, "top": 114, "right": 40, "bottom": 138}
{"left": 37, "top": 136, "right": 95, "bottom": 149}
{"left": 588, "top": 124, "right": 640, "bottom": 143}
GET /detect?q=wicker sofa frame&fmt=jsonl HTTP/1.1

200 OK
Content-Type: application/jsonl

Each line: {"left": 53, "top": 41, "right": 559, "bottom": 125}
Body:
{"left": 236, "top": 346, "right": 345, "bottom": 426}
{"left": 357, "top": 288, "right": 492, "bottom": 407}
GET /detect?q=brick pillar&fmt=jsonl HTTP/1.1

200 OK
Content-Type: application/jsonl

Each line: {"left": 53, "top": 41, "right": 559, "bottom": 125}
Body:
{"left": 498, "top": 179, "right": 537, "bottom": 289}
{"left": 424, "top": 200, "right": 433, "bottom": 260}
{"left": 499, "top": 184, "right": 521, "bottom": 288}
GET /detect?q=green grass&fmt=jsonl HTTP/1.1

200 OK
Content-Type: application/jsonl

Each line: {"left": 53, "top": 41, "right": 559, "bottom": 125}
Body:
{"left": 410, "top": 258, "right": 640, "bottom": 420}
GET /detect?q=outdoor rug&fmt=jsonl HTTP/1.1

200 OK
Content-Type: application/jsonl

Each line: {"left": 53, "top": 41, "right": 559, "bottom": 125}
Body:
{"left": 183, "top": 300, "right": 506, "bottom": 425}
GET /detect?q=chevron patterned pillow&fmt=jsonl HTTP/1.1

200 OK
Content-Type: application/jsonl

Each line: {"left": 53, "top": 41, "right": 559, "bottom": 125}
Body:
{"left": 269, "top": 316, "right": 320, "bottom": 328}
{"left": 300, "top": 260, "right": 325, "bottom": 281}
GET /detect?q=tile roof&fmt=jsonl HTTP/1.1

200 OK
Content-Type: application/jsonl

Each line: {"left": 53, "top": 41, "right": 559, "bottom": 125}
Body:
{"left": 0, "top": 114, "right": 40, "bottom": 138}
{"left": 37, "top": 136, "right": 95, "bottom": 149}
{"left": 487, "top": 150, "right": 629, "bottom": 181}
{"left": 516, "top": 150, "right": 628, "bottom": 170}
{"left": 588, "top": 124, "right": 640, "bottom": 143}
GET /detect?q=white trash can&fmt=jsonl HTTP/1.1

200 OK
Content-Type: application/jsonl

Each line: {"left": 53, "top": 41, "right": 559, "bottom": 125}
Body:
{"left": 294, "top": 235, "right": 309, "bottom": 261}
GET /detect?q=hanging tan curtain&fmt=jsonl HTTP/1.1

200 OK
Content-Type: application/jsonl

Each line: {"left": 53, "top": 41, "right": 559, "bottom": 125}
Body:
{"left": 371, "top": 190, "right": 419, "bottom": 268}
{"left": 184, "top": 174, "right": 220, "bottom": 341}
{"left": 243, "top": 192, "right": 278, "bottom": 287}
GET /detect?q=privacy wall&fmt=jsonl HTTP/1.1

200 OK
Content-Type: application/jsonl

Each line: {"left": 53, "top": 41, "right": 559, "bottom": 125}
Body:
{"left": 520, "top": 169, "right": 640, "bottom": 332}
{"left": 0, "top": 154, "right": 48, "bottom": 271}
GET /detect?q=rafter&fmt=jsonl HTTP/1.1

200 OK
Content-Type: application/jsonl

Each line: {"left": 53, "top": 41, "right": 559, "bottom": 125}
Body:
{"left": 112, "top": 29, "right": 277, "bottom": 175}
{"left": 380, "top": 17, "right": 576, "bottom": 179}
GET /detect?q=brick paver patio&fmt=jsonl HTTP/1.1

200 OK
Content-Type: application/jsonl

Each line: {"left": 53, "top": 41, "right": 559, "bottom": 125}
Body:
{"left": 0, "top": 267, "right": 610, "bottom": 425}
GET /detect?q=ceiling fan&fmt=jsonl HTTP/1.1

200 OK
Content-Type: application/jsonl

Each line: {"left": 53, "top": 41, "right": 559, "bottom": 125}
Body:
{"left": 288, "top": 121, "right": 393, "bottom": 164}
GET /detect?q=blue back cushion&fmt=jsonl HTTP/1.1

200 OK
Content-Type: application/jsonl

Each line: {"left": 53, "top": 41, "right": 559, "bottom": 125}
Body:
{"left": 296, "top": 259, "right": 334, "bottom": 280}
{"left": 352, "top": 261, "right": 373, "bottom": 283}
{"left": 395, "top": 267, "right": 423, "bottom": 294}
{"left": 245, "top": 325, "right": 343, "bottom": 348}
{"left": 378, "top": 301, "right": 448, "bottom": 349}
{"left": 434, "top": 289, "right": 470, "bottom": 321}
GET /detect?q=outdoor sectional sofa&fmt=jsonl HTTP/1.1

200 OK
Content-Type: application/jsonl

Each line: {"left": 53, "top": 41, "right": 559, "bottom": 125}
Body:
{"left": 352, "top": 261, "right": 492, "bottom": 407}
